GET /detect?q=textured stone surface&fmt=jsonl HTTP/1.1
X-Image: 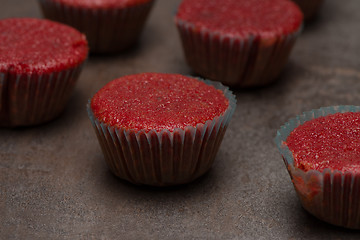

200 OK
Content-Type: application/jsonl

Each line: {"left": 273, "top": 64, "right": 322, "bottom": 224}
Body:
{"left": 1, "top": 0, "right": 360, "bottom": 239}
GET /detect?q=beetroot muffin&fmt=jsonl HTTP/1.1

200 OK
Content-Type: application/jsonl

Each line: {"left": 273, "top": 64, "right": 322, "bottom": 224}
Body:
{"left": 276, "top": 106, "right": 360, "bottom": 229}
{"left": 175, "top": 0, "right": 303, "bottom": 88}
{"left": 39, "top": 0, "right": 155, "bottom": 53}
{"left": 292, "top": 0, "right": 324, "bottom": 21}
{"left": 88, "top": 73, "right": 236, "bottom": 186}
{"left": 0, "top": 18, "right": 88, "bottom": 127}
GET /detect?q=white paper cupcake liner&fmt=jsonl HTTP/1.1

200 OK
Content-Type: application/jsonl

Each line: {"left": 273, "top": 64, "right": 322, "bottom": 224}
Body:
{"left": 87, "top": 78, "right": 236, "bottom": 186}
{"left": 275, "top": 105, "right": 360, "bottom": 229}
{"left": 175, "top": 18, "right": 302, "bottom": 88}
{"left": 39, "top": 0, "right": 155, "bottom": 53}
{"left": 0, "top": 64, "right": 84, "bottom": 127}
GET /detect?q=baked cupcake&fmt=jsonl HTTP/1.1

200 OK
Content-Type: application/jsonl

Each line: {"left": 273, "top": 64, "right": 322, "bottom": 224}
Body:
{"left": 174, "top": 0, "right": 303, "bottom": 88}
{"left": 0, "top": 18, "right": 88, "bottom": 127}
{"left": 39, "top": 0, "right": 155, "bottom": 53}
{"left": 87, "top": 73, "right": 236, "bottom": 186}
{"left": 292, "top": 0, "right": 324, "bottom": 21}
{"left": 276, "top": 106, "right": 360, "bottom": 229}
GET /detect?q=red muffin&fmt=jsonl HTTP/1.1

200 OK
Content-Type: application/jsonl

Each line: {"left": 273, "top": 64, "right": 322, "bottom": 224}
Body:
{"left": 88, "top": 73, "right": 236, "bottom": 186}
{"left": 175, "top": 0, "right": 303, "bottom": 88}
{"left": 39, "top": 0, "right": 155, "bottom": 53}
{"left": 276, "top": 106, "right": 360, "bottom": 229}
{"left": 0, "top": 18, "right": 88, "bottom": 127}
{"left": 292, "top": 0, "right": 324, "bottom": 21}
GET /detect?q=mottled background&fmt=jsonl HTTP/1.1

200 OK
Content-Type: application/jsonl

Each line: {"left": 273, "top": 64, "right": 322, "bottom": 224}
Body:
{"left": 1, "top": 0, "right": 360, "bottom": 239}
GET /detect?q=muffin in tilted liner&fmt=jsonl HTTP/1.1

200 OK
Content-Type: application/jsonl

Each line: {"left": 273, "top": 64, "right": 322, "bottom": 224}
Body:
{"left": 276, "top": 106, "right": 360, "bottom": 229}
{"left": 175, "top": 0, "right": 303, "bottom": 88}
{"left": 39, "top": 0, "right": 155, "bottom": 53}
{"left": 0, "top": 18, "right": 88, "bottom": 127}
{"left": 88, "top": 73, "right": 236, "bottom": 186}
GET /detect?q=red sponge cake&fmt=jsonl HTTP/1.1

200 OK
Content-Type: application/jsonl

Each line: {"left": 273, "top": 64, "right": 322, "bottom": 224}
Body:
{"left": 0, "top": 18, "right": 88, "bottom": 126}
{"left": 88, "top": 73, "right": 236, "bottom": 186}
{"left": 286, "top": 112, "right": 360, "bottom": 173}
{"left": 91, "top": 73, "right": 229, "bottom": 132}
{"left": 175, "top": 0, "right": 303, "bottom": 87}
{"left": 276, "top": 106, "right": 360, "bottom": 229}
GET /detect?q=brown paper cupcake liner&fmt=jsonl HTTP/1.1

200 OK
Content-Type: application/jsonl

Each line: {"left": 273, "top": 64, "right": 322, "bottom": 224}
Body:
{"left": 275, "top": 105, "right": 360, "bottom": 229}
{"left": 39, "top": 0, "right": 155, "bottom": 53}
{"left": 175, "top": 18, "right": 302, "bottom": 88}
{"left": 0, "top": 65, "right": 83, "bottom": 127}
{"left": 87, "top": 78, "right": 236, "bottom": 186}
{"left": 293, "top": 0, "right": 324, "bottom": 20}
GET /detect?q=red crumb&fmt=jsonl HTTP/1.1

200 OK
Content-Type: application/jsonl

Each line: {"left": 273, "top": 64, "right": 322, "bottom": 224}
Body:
{"left": 176, "top": 0, "right": 303, "bottom": 38}
{"left": 52, "top": 0, "right": 151, "bottom": 8}
{"left": 286, "top": 112, "right": 360, "bottom": 173}
{"left": 91, "top": 73, "right": 229, "bottom": 132}
{"left": 0, "top": 18, "right": 88, "bottom": 74}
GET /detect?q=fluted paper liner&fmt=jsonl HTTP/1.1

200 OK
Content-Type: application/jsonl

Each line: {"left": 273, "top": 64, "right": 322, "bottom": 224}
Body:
{"left": 175, "top": 18, "right": 302, "bottom": 88}
{"left": 275, "top": 105, "right": 360, "bottom": 229}
{"left": 293, "top": 0, "right": 324, "bottom": 20}
{"left": 0, "top": 65, "right": 84, "bottom": 127}
{"left": 88, "top": 79, "right": 236, "bottom": 186}
{"left": 39, "top": 0, "right": 155, "bottom": 53}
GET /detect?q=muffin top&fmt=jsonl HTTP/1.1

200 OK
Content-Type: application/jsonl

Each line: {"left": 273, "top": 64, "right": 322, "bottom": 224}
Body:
{"left": 175, "top": 0, "right": 303, "bottom": 38}
{"left": 286, "top": 112, "right": 360, "bottom": 173}
{"left": 0, "top": 18, "right": 88, "bottom": 74}
{"left": 51, "top": 0, "right": 151, "bottom": 8}
{"left": 91, "top": 73, "right": 229, "bottom": 132}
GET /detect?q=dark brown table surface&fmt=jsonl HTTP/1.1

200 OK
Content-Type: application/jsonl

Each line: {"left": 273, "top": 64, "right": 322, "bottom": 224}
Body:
{"left": 1, "top": 0, "right": 360, "bottom": 239}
